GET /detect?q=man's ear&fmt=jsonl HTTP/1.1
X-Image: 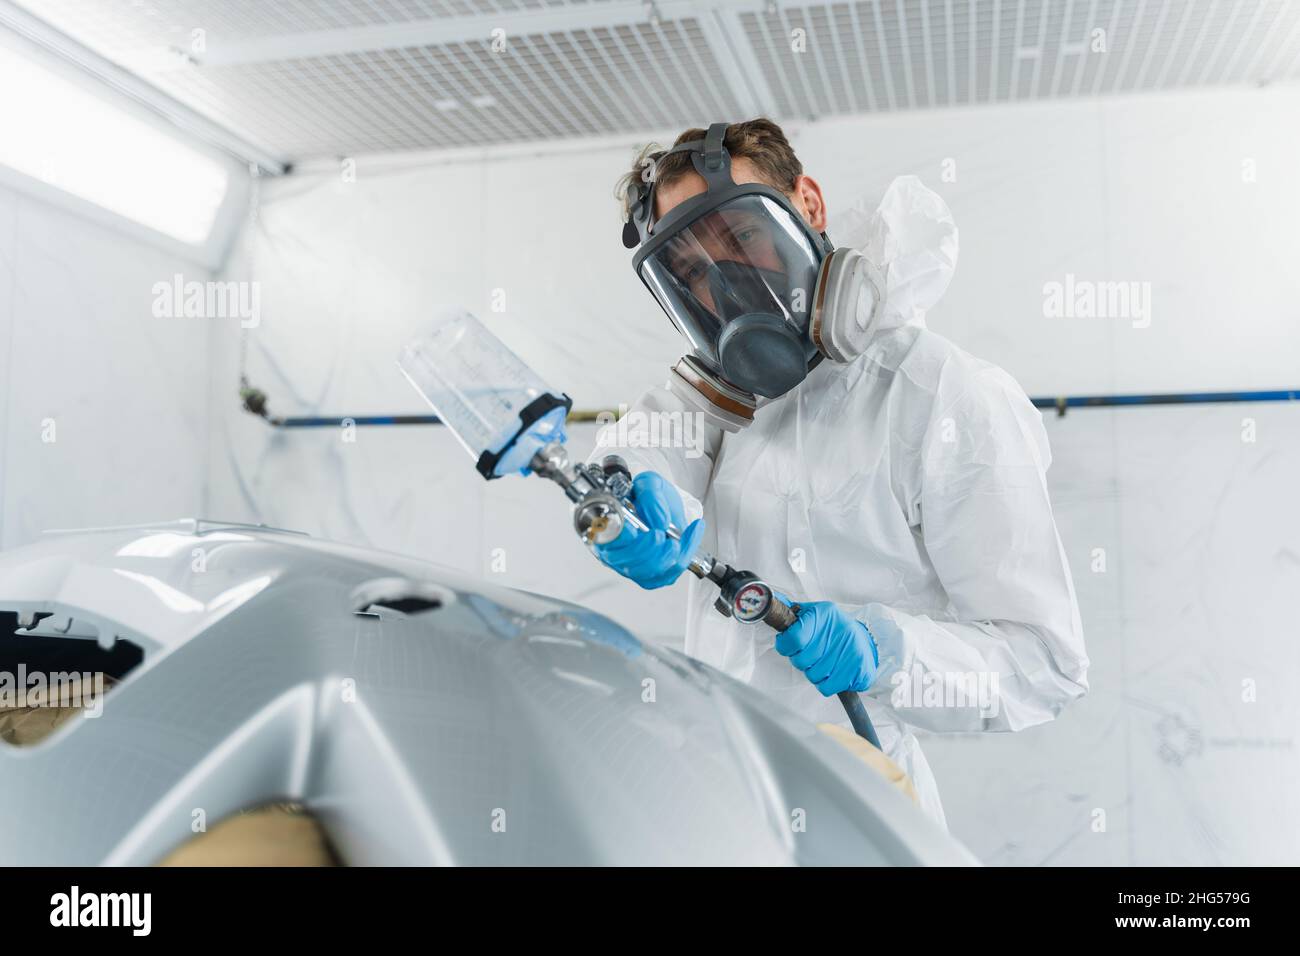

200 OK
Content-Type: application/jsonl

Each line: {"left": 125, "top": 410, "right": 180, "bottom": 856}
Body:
{"left": 791, "top": 174, "right": 828, "bottom": 233}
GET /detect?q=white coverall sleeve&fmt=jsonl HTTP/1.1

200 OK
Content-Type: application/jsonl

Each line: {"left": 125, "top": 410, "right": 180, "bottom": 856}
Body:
{"left": 588, "top": 385, "right": 723, "bottom": 519}
{"left": 861, "top": 365, "right": 1089, "bottom": 732}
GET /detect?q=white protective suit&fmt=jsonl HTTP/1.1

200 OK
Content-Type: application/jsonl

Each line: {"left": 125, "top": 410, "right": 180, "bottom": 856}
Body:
{"left": 595, "top": 177, "right": 1089, "bottom": 827}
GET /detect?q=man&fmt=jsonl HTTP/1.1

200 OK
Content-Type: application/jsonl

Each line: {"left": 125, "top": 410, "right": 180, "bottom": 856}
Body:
{"left": 591, "top": 119, "right": 1087, "bottom": 827}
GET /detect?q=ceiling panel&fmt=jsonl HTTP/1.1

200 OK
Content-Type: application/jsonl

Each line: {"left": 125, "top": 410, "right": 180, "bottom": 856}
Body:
{"left": 141, "top": 18, "right": 746, "bottom": 156}
{"left": 9, "top": 0, "right": 1300, "bottom": 164}
{"left": 743, "top": 0, "right": 1300, "bottom": 116}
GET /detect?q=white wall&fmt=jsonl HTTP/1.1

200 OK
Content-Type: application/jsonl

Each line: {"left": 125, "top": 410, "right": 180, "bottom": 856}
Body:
{"left": 802, "top": 89, "right": 1300, "bottom": 396}
{"left": 933, "top": 402, "right": 1300, "bottom": 865}
{"left": 208, "top": 85, "right": 1300, "bottom": 864}
{"left": 0, "top": 182, "right": 214, "bottom": 548}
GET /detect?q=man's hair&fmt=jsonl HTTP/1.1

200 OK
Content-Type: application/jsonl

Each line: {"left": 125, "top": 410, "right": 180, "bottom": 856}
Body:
{"left": 616, "top": 118, "right": 803, "bottom": 220}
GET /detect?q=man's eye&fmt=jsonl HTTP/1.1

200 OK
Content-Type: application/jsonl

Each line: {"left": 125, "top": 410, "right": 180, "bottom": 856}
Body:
{"left": 736, "top": 228, "right": 759, "bottom": 244}
{"left": 684, "top": 263, "right": 707, "bottom": 283}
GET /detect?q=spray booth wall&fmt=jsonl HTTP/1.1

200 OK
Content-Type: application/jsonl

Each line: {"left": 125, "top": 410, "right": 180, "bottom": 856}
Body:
{"left": 206, "top": 85, "right": 1300, "bottom": 865}
{"left": 0, "top": 181, "right": 213, "bottom": 550}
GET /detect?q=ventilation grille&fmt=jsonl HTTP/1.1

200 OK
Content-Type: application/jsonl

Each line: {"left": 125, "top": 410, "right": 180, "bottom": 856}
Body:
{"left": 11, "top": 0, "right": 1300, "bottom": 161}
{"left": 744, "top": 0, "right": 1300, "bottom": 117}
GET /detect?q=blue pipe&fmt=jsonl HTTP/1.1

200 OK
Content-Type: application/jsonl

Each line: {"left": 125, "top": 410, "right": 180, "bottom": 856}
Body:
{"left": 1031, "top": 389, "right": 1298, "bottom": 411}
{"left": 257, "top": 389, "right": 1300, "bottom": 428}
{"left": 276, "top": 415, "right": 442, "bottom": 427}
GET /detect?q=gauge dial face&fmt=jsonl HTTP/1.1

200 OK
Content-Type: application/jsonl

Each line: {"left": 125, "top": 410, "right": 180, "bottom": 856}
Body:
{"left": 733, "top": 581, "right": 771, "bottom": 623}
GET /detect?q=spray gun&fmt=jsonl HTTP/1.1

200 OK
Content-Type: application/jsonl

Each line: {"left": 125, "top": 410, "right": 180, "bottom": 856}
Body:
{"left": 529, "top": 444, "right": 881, "bottom": 748}
{"left": 399, "top": 310, "right": 880, "bottom": 748}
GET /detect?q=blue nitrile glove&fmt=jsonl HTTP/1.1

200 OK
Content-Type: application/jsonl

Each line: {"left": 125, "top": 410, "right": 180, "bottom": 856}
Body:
{"left": 775, "top": 600, "right": 879, "bottom": 697}
{"left": 592, "top": 471, "right": 704, "bottom": 590}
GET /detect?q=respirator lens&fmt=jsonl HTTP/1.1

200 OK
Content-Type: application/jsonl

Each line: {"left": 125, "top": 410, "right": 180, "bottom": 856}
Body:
{"left": 639, "top": 195, "right": 823, "bottom": 372}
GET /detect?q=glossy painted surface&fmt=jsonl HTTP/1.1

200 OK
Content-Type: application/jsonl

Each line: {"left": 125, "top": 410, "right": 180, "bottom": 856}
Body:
{"left": 0, "top": 520, "right": 973, "bottom": 865}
